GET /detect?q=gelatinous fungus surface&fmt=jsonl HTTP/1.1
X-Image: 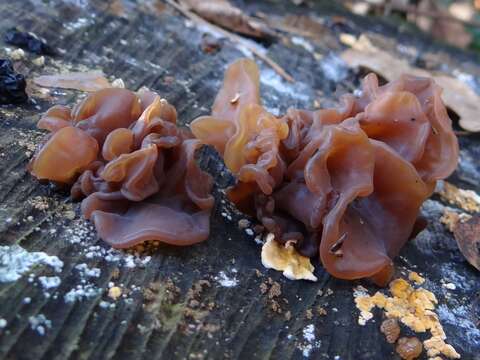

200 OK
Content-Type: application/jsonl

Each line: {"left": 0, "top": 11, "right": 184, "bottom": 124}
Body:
{"left": 29, "top": 58, "right": 458, "bottom": 284}
{"left": 29, "top": 88, "right": 214, "bottom": 248}
{"left": 191, "top": 58, "right": 458, "bottom": 284}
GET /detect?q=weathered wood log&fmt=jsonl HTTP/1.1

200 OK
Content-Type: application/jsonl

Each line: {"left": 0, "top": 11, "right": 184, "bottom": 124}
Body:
{"left": 0, "top": 1, "right": 479, "bottom": 359}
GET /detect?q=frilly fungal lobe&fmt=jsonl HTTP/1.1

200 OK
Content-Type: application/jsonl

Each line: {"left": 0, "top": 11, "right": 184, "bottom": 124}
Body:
{"left": 30, "top": 88, "right": 214, "bottom": 248}
{"left": 191, "top": 58, "right": 458, "bottom": 284}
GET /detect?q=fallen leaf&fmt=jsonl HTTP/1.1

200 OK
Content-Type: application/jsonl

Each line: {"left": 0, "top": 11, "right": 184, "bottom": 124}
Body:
{"left": 282, "top": 15, "right": 327, "bottom": 36}
{"left": 179, "top": 0, "right": 274, "bottom": 39}
{"left": 340, "top": 36, "right": 480, "bottom": 132}
{"left": 453, "top": 214, "right": 480, "bottom": 271}
{"left": 33, "top": 71, "right": 111, "bottom": 92}
{"left": 415, "top": 0, "right": 472, "bottom": 48}
{"left": 430, "top": 17, "right": 472, "bottom": 49}
{"left": 261, "top": 233, "right": 317, "bottom": 281}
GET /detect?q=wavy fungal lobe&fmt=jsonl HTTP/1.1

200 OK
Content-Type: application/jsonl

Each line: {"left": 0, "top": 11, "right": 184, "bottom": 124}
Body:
{"left": 191, "top": 58, "right": 458, "bottom": 284}
{"left": 30, "top": 88, "right": 214, "bottom": 249}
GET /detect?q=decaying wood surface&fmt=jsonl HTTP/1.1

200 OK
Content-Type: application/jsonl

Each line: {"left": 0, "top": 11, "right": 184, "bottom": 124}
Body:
{"left": 0, "top": 1, "right": 479, "bottom": 359}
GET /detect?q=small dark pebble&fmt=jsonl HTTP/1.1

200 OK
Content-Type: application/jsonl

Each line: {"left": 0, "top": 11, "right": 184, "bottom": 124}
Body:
{"left": 0, "top": 59, "right": 28, "bottom": 104}
{"left": 4, "top": 27, "right": 56, "bottom": 56}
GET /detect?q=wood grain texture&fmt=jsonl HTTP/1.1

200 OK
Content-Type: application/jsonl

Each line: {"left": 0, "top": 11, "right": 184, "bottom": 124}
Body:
{"left": 0, "top": 1, "right": 479, "bottom": 359}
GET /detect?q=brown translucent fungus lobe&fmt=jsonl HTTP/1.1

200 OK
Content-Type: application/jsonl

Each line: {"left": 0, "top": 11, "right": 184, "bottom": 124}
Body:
{"left": 29, "top": 88, "right": 214, "bottom": 249}
{"left": 272, "top": 181, "right": 323, "bottom": 231}
{"left": 29, "top": 58, "right": 459, "bottom": 281}
{"left": 182, "top": 139, "right": 215, "bottom": 210}
{"left": 137, "top": 88, "right": 162, "bottom": 111}
{"left": 226, "top": 104, "right": 288, "bottom": 194}
{"left": 88, "top": 121, "right": 213, "bottom": 247}
{"left": 307, "top": 95, "right": 358, "bottom": 136}
{"left": 369, "top": 263, "right": 395, "bottom": 287}
{"left": 81, "top": 191, "right": 129, "bottom": 219}
{"left": 100, "top": 145, "right": 159, "bottom": 202}
{"left": 72, "top": 88, "right": 143, "bottom": 145}
{"left": 320, "top": 140, "right": 430, "bottom": 280}
{"left": 211, "top": 58, "right": 260, "bottom": 124}
{"left": 131, "top": 96, "right": 178, "bottom": 149}
{"left": 91, "top": 200, "right": 211, "bottom": 248}
{"left": 102, "top": 128, "right": 134, "bottom": 161}
{"left": 191, "top": 58, "right": 261, "bottom": 154}
{"left": 190, "top": 58, "right": 458, "bottom": 283}
{"left": 280, "top": 108, "right": 313, "bottom": 162}
{"left": 30, "top": 126, "right": 98, "bottom": 183}
{"left": 80, "top": 96, "right": 213, "bottom": 248}
{"left": 37, "top": 105, "right": 72, "bottom": 132}
{"left": 70, "top": 161, "right": 109, "bottom": 199}
{"left": 90, "top": 139, "right": 213, "bottom": 248}
{"left": 193, "top": 58, "right": 288, "bottom": 198}
{"left": 358, "top": 73, "right": 459, "bottom": 183}
{"left": 285, "top": 119, "right": 375, "bottom": 232}
{"left": 357, "top": 91, "right": 430, "bottom": 163}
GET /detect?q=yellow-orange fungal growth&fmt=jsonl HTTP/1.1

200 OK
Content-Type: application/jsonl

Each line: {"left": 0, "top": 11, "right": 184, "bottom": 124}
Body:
{"left": 354, "top": 278, "right": 460, "bottom": 359}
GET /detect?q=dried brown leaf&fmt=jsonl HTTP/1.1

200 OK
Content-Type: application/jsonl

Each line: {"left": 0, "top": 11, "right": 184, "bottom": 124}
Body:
{"left": 282, "top": 15, "right": 327, "bottom": 37}
{"left": 34, "top": 71, "right": 111, "bottom": 92}
{"left": 431, "top": 18, "right": 472, "bottom": 49}
{"left": 453, "top": 214, "right": 480, "bottom": 271}
{"left": 179, "top": 0, "right": 273, "bottom": 39}
{"left": 415, "top": 0, "right": 472, "bottom": 48}
{"left": 341, "top": 37, "right": 480, "bottom": 132}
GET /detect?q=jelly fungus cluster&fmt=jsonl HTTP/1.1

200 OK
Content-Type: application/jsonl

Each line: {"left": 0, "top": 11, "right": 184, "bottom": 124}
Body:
{"left": 30, "top": 59, "right": 458, "bottom": 284}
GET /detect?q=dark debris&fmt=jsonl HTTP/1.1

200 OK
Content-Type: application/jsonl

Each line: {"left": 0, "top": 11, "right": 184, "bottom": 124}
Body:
{"left": 4, "top": 27, "right": 56, "bottom": 56}
{"left": 0, "top": 59, "right": 27, "bottom": 105}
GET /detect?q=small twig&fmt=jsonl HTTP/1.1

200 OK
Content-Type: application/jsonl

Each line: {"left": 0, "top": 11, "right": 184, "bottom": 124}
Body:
{"left": 264, "top": 20, "right": 316, "bottom": 39}
{"left": 165, "top": 0, "right": 294, "bottom": 83}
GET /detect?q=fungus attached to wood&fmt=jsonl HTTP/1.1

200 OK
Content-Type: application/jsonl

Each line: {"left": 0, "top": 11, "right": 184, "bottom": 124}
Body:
{"left": 191, "top": 58, "right": 458, "bottom": 284}
{"left": 29, "top": 58, "right": 458, "bottom": 285}
{"left": 29, "top": 88, "right": 214, "bottom": 248}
